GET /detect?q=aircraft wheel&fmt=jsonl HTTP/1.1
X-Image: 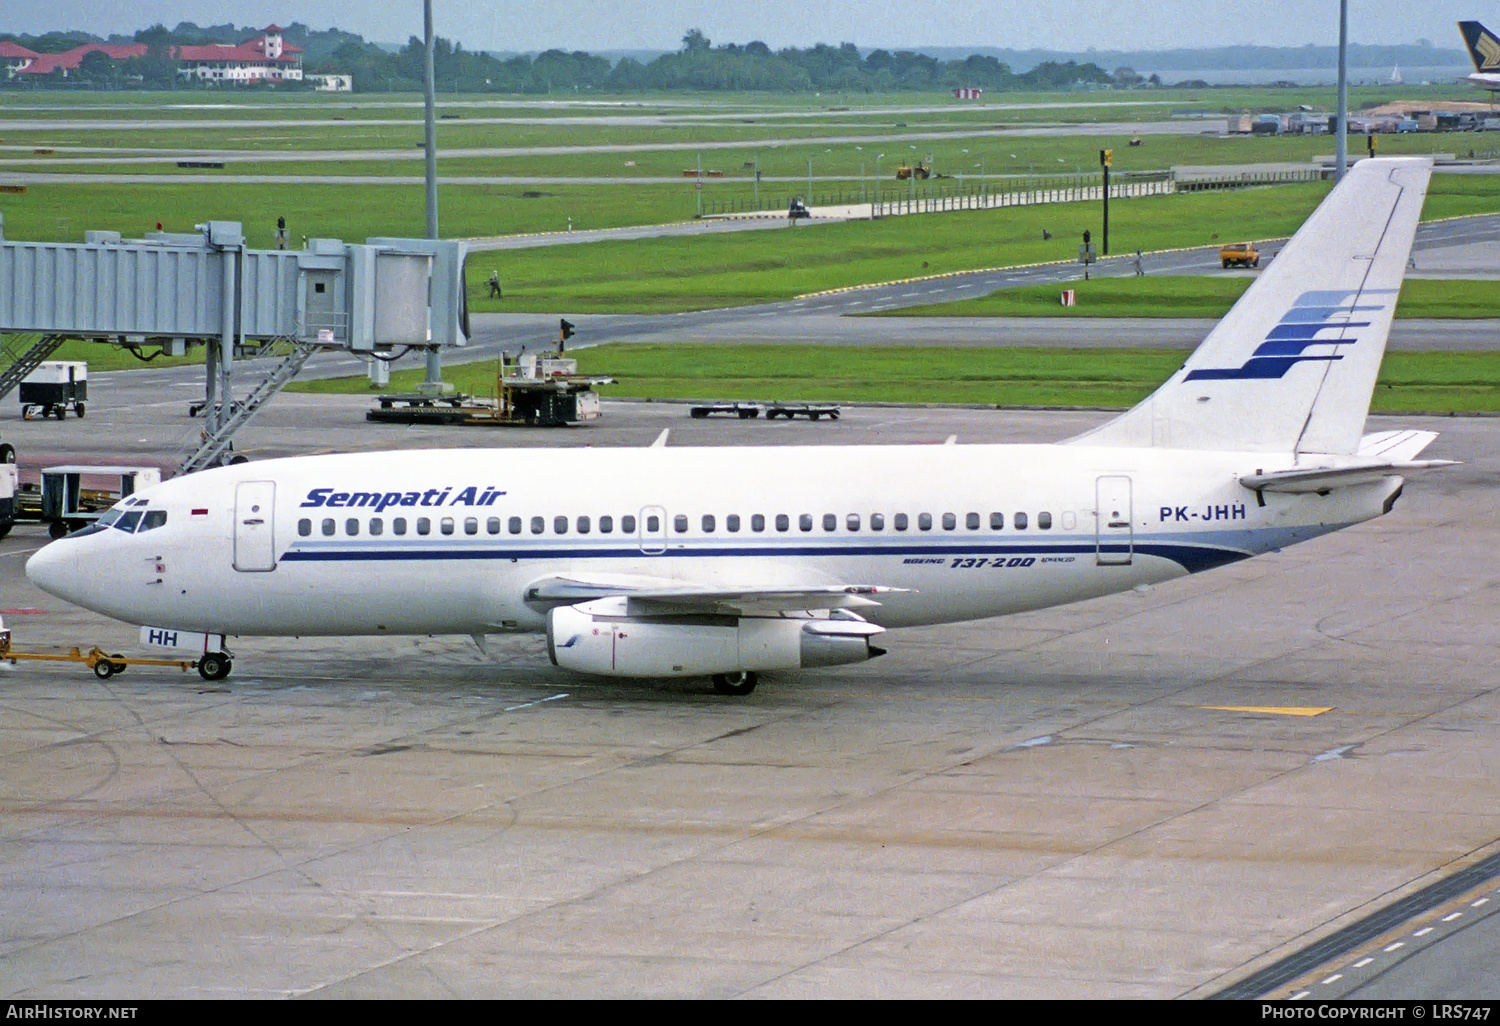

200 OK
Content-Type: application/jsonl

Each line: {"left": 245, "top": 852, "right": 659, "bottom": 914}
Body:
{"left": 47, "top": 521, "right": 69, "bottom": 539}
{"left": 197, "top": 653, "right": 232, "bottom": 681}
{"left": 93, "top": 660, "right": 115, "bottom": 679}
{"left": 711, "top": 670, "right": 758, "bottom": 697}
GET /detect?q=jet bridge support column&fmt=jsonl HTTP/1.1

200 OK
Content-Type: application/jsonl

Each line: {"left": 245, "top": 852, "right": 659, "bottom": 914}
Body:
{"left": 204, "top": 222, "right": 245, "bottom": 442}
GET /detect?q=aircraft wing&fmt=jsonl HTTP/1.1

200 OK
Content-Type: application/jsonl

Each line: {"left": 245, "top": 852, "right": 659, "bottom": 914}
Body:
{"left": 521, "top": 573, "right": 909, "bottom": 616}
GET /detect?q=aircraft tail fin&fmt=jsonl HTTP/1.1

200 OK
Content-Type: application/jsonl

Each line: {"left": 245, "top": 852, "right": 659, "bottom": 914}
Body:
{"left": 1066, "top": 157, "right": 1431, "bottom": 455}
{"left": 1459, "top": 21, "right": 1500, "bottom": 73}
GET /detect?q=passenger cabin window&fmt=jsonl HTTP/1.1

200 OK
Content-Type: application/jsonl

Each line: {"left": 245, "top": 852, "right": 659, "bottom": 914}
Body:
{"left": 509, "top": 517, "right": 522, "bottom": 535}
{"left": 487, "top": 517, "right": 501, "bottom": 535}
{"left": 645, "top": 515, "right": 660, "bottom": 533}
{"left": 799, "top": 514, "right": 813, "bottom": 532}
{"left": 417, "top": 517, "right": 432, "bottom": 535}
{"left": 465, "top": 517, "right": 478, "bottom": 535}
{"left": 966, "top": 512, "right": 980, "bottom": 530}
{"left": 752, "top": 514, "right": 765, "bottom": 532}
{"left": 622, "top": 515, "right": 637, "bottom": 533}
{"left": 776, "top": 514, "right": 789, "bottom": 532}
{"left": 870, "top": 513, "right": 885, "bottom": 531}
{"left": 553, "top": 516, "right": 567, "bottom": 535}
{"left": 530, "top": 516, "right": 544, "bottom": 535}
{"left": 298, "top": 518, "right": 312, "bottom": 537}
{"left": 941, "top": 513, "right": 956, "bottom": 531}
{"left": 393, "top": 518, "right": 408, "bottom": 535}
{"left": 894, "top": 513, "right": 908, "bottom": 531}
{"left": 370, "top": 518, "right": 384, "bottom": 536}
{"left": 847, "top": 514, "right": 860, "bottom": 531}
{"left": 701, "top": 515, "right": 715, "bottom": 532}
{"left": 346, "top": 518, "right": 360, "bottom": 536}
{"left": 673, "top": 515, "right": 688, "bottom": 533}
{"left": 1038, "top": 512, "right": 1053, "bottom": 530}
{"left": 918, "top": 513, "right": 933, "bottom": 531}
{"left": 1014, "top": 512, "right": 1029, "bottom": 530}
{"left": 577, "top": 516, "right": 590, "bottom": 534}
{"left": 990, "top": 512, "right": 1004, "bottom": 530}
{"left": 600, "top": 515, "right": 614, "bottom": 534}
{"left": 321, "top": 518, "right": 335, "bottom": 537}
{"left": 727, "top": 514, "right": 741, "bottom": 532}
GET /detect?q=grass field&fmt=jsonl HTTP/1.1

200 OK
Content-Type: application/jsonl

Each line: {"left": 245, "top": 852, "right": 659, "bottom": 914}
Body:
{"left": 4, "top": 89, "right": 1496, "bottom": 415}
{"left": 287, "top": 344, "right": 1500, "bottom": 414}
{"left": 461, "top": 176, "right": 1500, "bottom": 314}
{"left": 2, "top": 84, "right": 1495, "bottom": 249}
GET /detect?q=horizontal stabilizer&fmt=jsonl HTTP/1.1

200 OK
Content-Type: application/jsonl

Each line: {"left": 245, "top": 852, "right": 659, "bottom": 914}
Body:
{"left": 1240, "top": 458, "right": 1457, "bottom": 494}
{"left": 1355, "top": 428, "right": 1441, "bottom": 461}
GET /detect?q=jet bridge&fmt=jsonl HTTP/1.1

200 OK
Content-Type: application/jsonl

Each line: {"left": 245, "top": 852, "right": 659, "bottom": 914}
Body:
{"left": 0, "top": 219, "right": 469, "bottom": 472}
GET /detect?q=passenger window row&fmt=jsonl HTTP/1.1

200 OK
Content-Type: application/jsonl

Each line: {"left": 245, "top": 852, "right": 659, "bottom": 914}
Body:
{"left": 296, "top": 510, "right": 1057, "bottom": 538}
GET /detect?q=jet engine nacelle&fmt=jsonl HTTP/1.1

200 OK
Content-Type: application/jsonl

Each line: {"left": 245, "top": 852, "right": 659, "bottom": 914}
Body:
{"left": 546, "top": 600, "right": 885, "bottom": 678}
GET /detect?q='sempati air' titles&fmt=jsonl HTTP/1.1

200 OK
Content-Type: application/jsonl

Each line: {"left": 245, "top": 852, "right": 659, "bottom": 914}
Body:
{"left": 299, "top": 487, "right": 506, "bottom": 514}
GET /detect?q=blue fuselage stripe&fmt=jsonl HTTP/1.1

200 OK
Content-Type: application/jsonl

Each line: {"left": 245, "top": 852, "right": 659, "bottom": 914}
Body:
{"left": 279, "top": 538, "right": 1251, "bottom": 573}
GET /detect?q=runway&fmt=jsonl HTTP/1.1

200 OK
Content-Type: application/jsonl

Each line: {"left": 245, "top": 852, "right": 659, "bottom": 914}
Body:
{"left": 0, "top": 394, "right": 1496, "bottom": 998}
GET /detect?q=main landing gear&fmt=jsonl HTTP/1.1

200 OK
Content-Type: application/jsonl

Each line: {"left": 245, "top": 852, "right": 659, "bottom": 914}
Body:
{"left": 711, "top": 671, "right": 758, "bottom": 696}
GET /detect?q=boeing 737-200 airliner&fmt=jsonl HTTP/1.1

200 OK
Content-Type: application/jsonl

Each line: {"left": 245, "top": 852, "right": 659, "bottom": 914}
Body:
{"left": 26, "top": 158, "right": 1453, "bottom": 694}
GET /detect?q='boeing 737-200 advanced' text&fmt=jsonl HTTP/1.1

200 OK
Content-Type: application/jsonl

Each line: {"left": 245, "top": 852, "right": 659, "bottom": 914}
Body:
{"left": 26, "top": 158, "right": 1454, "bottom": 695}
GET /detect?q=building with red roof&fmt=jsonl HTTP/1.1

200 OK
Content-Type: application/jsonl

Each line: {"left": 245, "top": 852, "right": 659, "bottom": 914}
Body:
{"left": 0, "top": 40, "right": 42, "bottom": 74}
{"left": 10, "top": 26, "right": 302, "bottom": 85}
{"left": 173, "top": 25, "right": 303, "bottom": 84}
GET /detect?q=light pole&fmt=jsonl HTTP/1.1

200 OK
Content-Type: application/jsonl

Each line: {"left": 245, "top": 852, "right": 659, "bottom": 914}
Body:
{"left": 875, "top": 153, "right": 884, "bottom": 210}
{"left": 421, "top": 0, "right": 445, "bottom": 393}
{"left": 1335, "top": 0, "right": 1349, "bottom": 181}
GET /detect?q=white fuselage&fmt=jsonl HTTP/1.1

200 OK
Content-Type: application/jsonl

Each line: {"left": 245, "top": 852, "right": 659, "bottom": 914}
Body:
{"left": 25, "top": 442, "right": 1399, "bottom": 640}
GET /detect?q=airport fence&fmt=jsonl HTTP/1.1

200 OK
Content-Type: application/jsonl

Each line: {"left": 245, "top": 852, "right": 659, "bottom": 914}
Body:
{"left": 1173, "top": 167, "right": 1328, "bottom": 192}
{"left": 697, "top": 166, "right": 1332, "bottom": 219}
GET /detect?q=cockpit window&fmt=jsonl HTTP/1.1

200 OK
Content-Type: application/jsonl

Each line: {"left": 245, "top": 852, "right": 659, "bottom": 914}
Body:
{"left": 95, "top": 508, "right": 124, "bottom": 529}
{"left": 114, "top": 510, "right": 143, "bottom": 533}
{"left": 138, "top": 510, "right": 167, "bottom": 532}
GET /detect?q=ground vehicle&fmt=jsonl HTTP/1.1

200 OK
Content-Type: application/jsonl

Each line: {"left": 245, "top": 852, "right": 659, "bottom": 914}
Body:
{"left": 20, "top": 361, "right": 87, "bottom": 420}
{"left": 1220, "top": 242, "right": 1260, "bottom": 268}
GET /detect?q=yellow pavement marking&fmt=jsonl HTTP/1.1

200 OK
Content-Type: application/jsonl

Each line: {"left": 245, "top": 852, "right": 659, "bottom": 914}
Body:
{"left": 1201, "top": 705, "right": 1333, "bottom": 717}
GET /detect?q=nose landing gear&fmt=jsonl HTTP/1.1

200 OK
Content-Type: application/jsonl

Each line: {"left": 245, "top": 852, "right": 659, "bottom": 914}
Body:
{"left": 196, "top": 652, "right": 232, "bottom": 681}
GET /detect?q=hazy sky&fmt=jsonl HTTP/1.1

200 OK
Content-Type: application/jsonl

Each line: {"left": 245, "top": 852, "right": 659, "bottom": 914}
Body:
{"left": 1, "top": 1, "right": 1485, "bottom": 52}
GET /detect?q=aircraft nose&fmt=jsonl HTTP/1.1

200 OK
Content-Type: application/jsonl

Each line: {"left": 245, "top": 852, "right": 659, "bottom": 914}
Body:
{"left": 25, "top": 541, "right": 83, "bottom": 605}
